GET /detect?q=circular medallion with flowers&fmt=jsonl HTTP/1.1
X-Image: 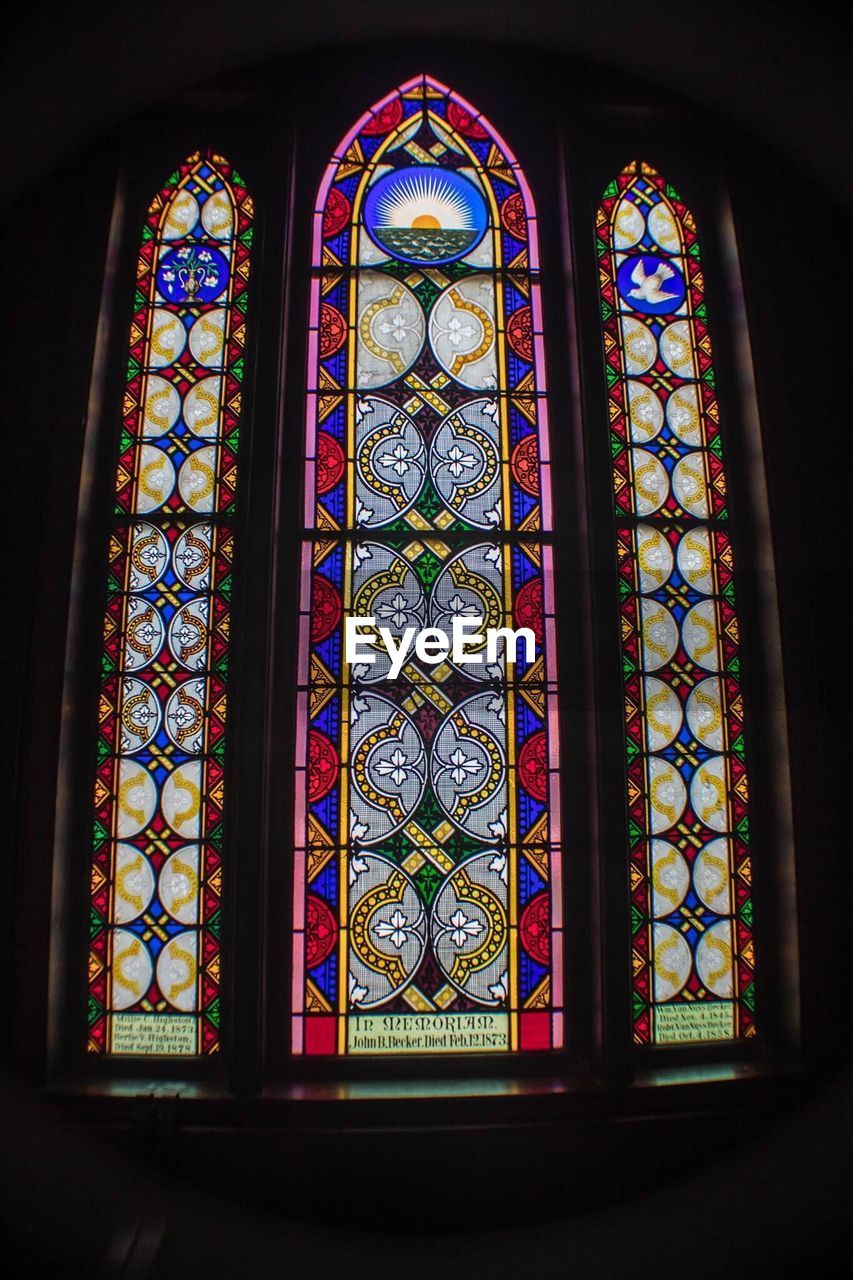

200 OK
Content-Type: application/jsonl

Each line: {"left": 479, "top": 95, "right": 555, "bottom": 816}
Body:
{"left": 156, "top": 244, "right": 229, "bottom": 304}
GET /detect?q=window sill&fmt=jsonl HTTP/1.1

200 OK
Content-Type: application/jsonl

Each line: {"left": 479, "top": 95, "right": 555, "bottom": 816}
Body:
{"left": 46, "top": 1056, "right": 804, "bottom": 1110}
{"left": 31, "top": 1063, "right": 809, "bottom": 1223}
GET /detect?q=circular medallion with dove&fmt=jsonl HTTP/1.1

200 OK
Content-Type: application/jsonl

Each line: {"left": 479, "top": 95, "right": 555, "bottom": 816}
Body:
{"left": 617, "top": 254, "right": 686, "bottom": 315}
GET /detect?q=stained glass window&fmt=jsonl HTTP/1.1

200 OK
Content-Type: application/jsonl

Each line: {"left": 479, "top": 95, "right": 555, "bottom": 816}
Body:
{"left": 293, "top": 75, "right": 563, "bottom": 1056}
{"left": 87, "top": 151, "right": 253, "bottom": 1055}
{"left": 598, "top": 162, "right": 755, "bottom": 1045}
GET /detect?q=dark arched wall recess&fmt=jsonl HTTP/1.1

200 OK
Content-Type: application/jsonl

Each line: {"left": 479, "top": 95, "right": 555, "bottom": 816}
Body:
{"left": 2, "top": 9, "right": 851, "bottom": 1277}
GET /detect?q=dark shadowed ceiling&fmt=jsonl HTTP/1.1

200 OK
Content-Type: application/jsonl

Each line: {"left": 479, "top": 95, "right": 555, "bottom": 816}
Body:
{"left": 2, "top": 0, "right": 851, "bottom": 210}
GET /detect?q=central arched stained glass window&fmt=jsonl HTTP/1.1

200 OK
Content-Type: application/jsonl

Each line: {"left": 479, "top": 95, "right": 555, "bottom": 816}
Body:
{"left": 292, "top": 74, "right": 563, "bottom": 1056}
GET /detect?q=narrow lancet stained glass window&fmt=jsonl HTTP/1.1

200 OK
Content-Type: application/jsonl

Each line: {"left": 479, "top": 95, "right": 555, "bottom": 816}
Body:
{"left": 598, "top": 162, "right": 755, "bottom": 1044}
{"left": 88, "top": 152, "right": 253, "bottom": 1055}
{"left": 293, "top": 75, "right": 563, "bottom": 1056}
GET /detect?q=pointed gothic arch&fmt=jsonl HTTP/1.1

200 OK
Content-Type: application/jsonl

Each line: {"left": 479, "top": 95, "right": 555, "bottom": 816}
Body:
{"left": 87, "top": 151, "right": 253, "bottom": 1056}
{"left": 292, "top": 74, "right": 564, "bottom": 1056}
{"left": 598, "top": 161, "right": 755, "bottom": 1045}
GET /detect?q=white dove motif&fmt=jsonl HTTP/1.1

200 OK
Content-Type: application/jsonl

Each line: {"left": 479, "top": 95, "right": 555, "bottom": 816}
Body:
{"left": 629, "top": 259, "right": 679, "bottom": 305}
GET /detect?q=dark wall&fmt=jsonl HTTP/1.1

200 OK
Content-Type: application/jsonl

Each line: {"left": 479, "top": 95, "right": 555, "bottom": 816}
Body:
{"left": 2, "top": 4, "right": 851, "bottom": 1276}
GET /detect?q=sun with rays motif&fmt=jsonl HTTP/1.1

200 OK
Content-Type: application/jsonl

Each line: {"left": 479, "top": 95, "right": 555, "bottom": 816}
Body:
{"left": 364, "top": 166, "right": 488, "bottom": 266}
{"left": 376, "top": 171, "right": 475, "bottom": 230}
